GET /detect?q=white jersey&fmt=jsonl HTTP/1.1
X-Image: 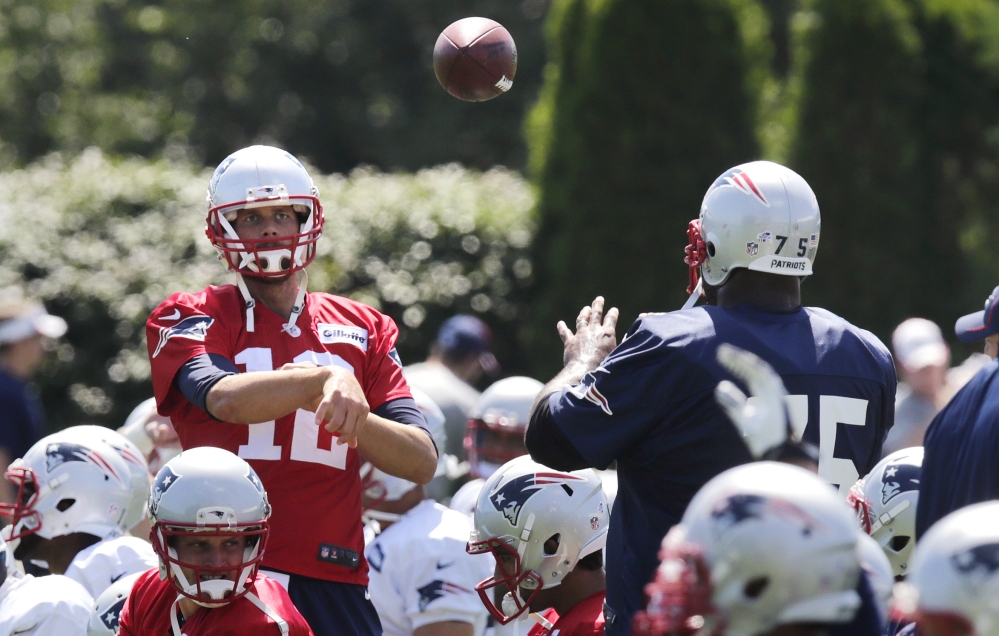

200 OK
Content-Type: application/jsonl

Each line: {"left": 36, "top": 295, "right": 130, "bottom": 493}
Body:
{"left": 0, "top": 573, "right": 92, "bottom": 635}
{"left": 63, "top": 536, "right": 157, "bottom": 599}
{"left": 366, "top": 500, "right": 494, "bottom": 636}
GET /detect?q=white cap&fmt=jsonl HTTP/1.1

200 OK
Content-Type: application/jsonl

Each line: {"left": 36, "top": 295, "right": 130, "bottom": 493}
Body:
{"left": 892, "top": 318, "right": 949, "bottom": 370}
{"left": 0, "top": 303, "right": 68, "bottom": 345}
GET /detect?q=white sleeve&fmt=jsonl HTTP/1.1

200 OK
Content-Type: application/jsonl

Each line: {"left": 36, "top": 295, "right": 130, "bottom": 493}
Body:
{"left": 64, "top": 538, "right": 158, "bottom": 598}
{"left": 3, "top": 576, "right": 92, "bottom": 636}
{"left": 401, "top": 536, "right": 494, "bottom": 630}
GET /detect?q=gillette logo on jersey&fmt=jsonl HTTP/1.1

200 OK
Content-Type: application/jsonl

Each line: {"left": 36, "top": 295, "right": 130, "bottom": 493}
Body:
{"left": 490, "top": 472, "right": 587, "bottom": 527}
{"left": 152, "top": 315, "right": 214, "bottom": 358}
{"left": 709, "top": 168, "right": 769, "bottom": 206}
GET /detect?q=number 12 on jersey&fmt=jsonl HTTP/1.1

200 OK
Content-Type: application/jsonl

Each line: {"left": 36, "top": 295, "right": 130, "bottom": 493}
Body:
{"left": 233, "top": 347, "right": 352, "bottom": 469}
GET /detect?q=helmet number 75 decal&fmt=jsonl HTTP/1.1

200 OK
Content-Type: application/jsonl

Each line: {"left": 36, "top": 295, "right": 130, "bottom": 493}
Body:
{"left": 232, "top": 347, "right": 353, "bottom": 469}
{"left": 745, "top": 394, "right": 868, "bottom": 495}
{"left": 771, "top": 236, "right": 809, "bottom": 258}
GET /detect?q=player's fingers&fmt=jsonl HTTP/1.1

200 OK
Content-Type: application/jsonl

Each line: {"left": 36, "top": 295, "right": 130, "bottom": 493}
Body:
{"left": 715, "top": 380, "right": 748, "bottom": 421}
{"left": 557, "top": 321, "right": 573, "bottom": 343}
{"left": 589, "top": 296, "right": 605, "bottom": 325}
{"left": 336, "top": 403, "right": 368, "bottom": 447}
{"left": 604, "top": 306, "right": 620, "bottom": 330}
{"left": 324, "top": 397, "right": 349, "bottom": 435}
{"left": 575, "top": 306, "right": 591, "bottom": 330}
{"left": 314, "top": 395, "right": 334, "bottom": 427}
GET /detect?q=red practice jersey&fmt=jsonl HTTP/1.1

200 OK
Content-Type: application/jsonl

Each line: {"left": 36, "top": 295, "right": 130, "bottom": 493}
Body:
{"left": 146, "top": 285, "right": 413, "bottom": 584}
{"left": 526, "top": 591, "right": 606, "bottom": 636}
{"left": 119, "top": 569, "right": 313, "bottom": 636}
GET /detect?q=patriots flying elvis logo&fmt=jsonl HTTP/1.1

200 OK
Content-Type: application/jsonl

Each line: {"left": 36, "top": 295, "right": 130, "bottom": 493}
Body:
{"left": 417, "top": 580, "right": 472, "bottom": 612}
{"left": 152, "top": 314, "right": 215, "bottom": 358}
{"left": 708, "top": 168, "right": 769, "bottom": 206}
{"left": 711, "top": 493, "right": 820, "bottom": 537}
{"left": 881, "top": 462, "right": 920, "bottom": 505}
{"left": 45, "top": 442, "right": 125, "bottom": 485}
{"left": 148, "top": 465, "right": 180, "bottom": 516}
{"left": 99, "top": 597, "right": 128, "bottom": 630}
{"left": 952, "top": 543, "right": 999, "bottom": 577}
{"left": 490, "top": 472, "right": 587, "bottom": 527}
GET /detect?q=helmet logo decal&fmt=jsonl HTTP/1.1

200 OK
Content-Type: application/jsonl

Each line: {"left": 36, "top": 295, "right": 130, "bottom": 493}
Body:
{"left": 246, "top": 469, "right": 265, "bottom": 494}
{"left": 417, "top": 580, "right": 473, "bottom": 611}
{"left": 45, "top": 442, "right": 123, "bottom": 484}
{"left": 709, "top": 168, "right": 769, "bottom": 206}
{"left": 881, "top": 463, "right": 919, "bottom": 505}
{"left": 951, "top": 543, "right": 999, "bottom": 576}
{"left": 99, "top": 597, "right": 127, "bottom": 630}
{"left": 490, "top": 472, "right": 586, "bottom": 526}
{"left": 711, "top": 494, "right": 819, "bottom": 536}
{"left": 209, "top": 156, "right": 238, "bottom": 198}
{"left": 149, "top": 465, "right": 179, "bottom": 516}
{"left": 746, "top": 242, "right": 759, "bottom": 256}
{"left": 152, "top": 315, "right": 215, "bottom": 358}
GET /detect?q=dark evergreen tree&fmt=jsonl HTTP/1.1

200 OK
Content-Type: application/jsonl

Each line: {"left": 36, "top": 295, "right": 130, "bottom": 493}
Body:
{"left": 523, "top": 0, "right": 769, "bottom": 377}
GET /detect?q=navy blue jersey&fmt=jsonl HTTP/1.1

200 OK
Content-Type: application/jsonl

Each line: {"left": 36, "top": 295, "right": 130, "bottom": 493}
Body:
{"left": 916, "top": 358, "right": 999, "bottom": 539}
{"left": 0, "top": 368, "right": 46, "bottom": 460}
{"left": 546, "top": 304, "right": 896, "bottom": 635}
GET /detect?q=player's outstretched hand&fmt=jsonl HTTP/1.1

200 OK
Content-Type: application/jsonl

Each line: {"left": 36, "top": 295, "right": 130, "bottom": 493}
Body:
{"left": 557, "top": 296, "right": 619, "bottom": 369}
{"left": 316, "top": 366, "right": 370, "bottom": 448}
{"left": 715, "top": 344, "right": 789, "bottom": 459}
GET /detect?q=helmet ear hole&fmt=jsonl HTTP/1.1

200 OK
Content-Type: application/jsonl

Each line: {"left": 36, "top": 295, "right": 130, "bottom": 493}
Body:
{"left": 56, "top": 498, "right": 75, "bottom": 512}
{"left": 543, "top": 534, "right": 561, "bottom": 557}
{"left": 890, "top": 536, "right": 910, "bottom": 552}
{"left": 743, "top": 576, "right": 769, "bottom": 599}
{"left": 706, "top": 242, "right": 716, "bottom": 258}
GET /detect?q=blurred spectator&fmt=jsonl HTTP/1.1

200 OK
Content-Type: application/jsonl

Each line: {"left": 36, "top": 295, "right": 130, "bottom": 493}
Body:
{"left": 0, "top": 300, "right": 66, "bottom": 503}
{"left": 882, "top": 318, "right": 950, "bottom": 456}
{"left": 403, "top": 315, "right": 499, "bottom": 464}
{"left": 916, "top": 285, "right": 999, "bottom": 538}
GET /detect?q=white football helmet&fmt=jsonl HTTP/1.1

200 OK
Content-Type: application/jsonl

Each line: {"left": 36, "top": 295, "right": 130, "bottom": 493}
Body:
{"left": 148, "top": 447, "right": 271, "bottom": 607}
{"left": 856, "top": 532, "right": 894, "bottom": 622}
{"left": 55, "top": 425, "right": 151, "bottom": 532}
{"left": 0, "top": 432, "right": 133, "bottom": 542}
{"left": 465, "top": 376, "right": 544, "bottom": 479}
{"left": 847, "top": 447, "right": 922, "bottom": 578}
{"left": 633, "top": 462, "right": 860, "bottom": 636}
{"left": 87, "top": 571, "right": 142, "bottom": 636}
{"left": 896, "top": 501, "right": 999, "bottom": 636}
{"left": 360, "top": 388, "right": 447, "bottom": 522}
{"left": 684, "top": 161, "right": 820, "bottom": 300}
{"left": 467, "top": 455, "right": 608, "bottom": 624}
{"left": 205, "top": 145, "right": 322, "bottom": 279}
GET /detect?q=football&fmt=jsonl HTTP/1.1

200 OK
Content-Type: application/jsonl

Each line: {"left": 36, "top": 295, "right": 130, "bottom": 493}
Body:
{"left": 433, "top": 17, "right": 517, "bottom": 102}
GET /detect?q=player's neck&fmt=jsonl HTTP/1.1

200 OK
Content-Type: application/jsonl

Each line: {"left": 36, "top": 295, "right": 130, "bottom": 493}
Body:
{"left": 546, "top": 567, "right": 605, "bottom": 619}
{"left": 714, "top": 271, "right": 801, "bottom": 312}
{"left": 242, "top": 274, "right": 301, "bottom": 320}
{"left": 178, "top": 596, "right": 202, "bottom": 621}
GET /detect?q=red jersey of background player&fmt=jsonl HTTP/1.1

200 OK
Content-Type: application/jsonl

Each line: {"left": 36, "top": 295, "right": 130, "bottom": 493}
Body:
{"left": 119, "top": 568, "right": 313, "bottom": 636}
{"left": 527, "top": 591, "right": 605, "bottom": 636}
{"left": 146, "top": 284, "right": 413, "bottom": 585}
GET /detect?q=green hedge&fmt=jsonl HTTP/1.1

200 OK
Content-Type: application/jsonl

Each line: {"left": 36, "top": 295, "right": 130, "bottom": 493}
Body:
{"left": 0, "top": 150, "right": 536, "bottom": 429}
{"left": 523, "top": 0, "right": 771, "bottom": 378}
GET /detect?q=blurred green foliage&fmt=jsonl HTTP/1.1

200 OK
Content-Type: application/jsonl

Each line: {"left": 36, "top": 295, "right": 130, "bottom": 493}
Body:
{"left": 0, "top": 150, "right": 535, "bottom": 428}
{"left": 0, "top": 0, "right": 549, "bottom": 172}
{"left": 522, "top": 0, "right": 770, "bottom": 376}
{"left": 790, "top": 0, "right": 999, "bottom": 350}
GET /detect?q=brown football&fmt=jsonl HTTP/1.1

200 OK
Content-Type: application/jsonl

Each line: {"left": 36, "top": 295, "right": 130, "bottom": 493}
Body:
{"left": 433, "top": 17, "right": 517, "bottom": 102}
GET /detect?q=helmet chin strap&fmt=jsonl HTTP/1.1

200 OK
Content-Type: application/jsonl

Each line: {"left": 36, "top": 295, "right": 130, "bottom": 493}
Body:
{"left": 681, "top": 277, "right": 703, "bottom": 310}
{"left": 234, "top": 269, "right": 308, "bottom": 337}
